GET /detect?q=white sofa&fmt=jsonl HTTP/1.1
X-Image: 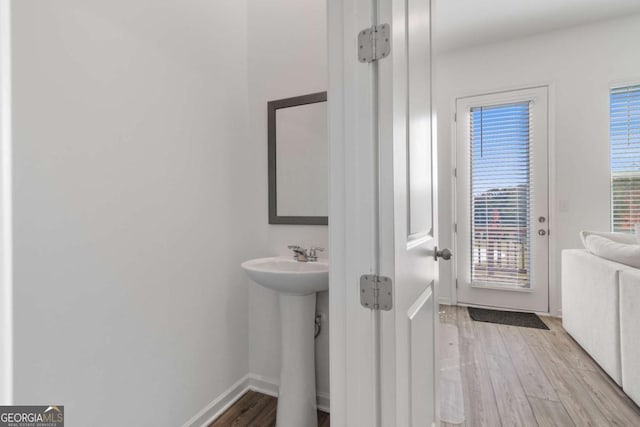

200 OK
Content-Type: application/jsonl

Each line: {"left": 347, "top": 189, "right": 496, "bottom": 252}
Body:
{"left": 562, "top": 249, "right": 640, "bottom": 405}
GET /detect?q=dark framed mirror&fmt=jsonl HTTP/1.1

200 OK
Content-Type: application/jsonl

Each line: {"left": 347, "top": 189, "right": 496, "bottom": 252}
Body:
{"left": 268, "top": 92, "right": 328, "bottom": 225}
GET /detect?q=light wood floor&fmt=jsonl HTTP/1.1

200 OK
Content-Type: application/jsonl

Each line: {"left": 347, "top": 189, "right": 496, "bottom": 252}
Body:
{"left": 211, "top": 305, "right": 640, "bottom": 426}
{"left": 208, "top": 390, "right": 329, "bottom": 427}
{"left": 440, "top": 304, "right": 640, "bottom": 427}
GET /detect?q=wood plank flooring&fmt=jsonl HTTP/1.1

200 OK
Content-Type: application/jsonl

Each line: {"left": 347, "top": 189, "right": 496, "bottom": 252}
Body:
{"left": 440, "top": 304, "right": 640, "bottom": 427}
{"left": 211, "top": 305, "right": 640, "bottom": 426}
{"left": 208, "top": 390, "right": 329, "bottom": 427}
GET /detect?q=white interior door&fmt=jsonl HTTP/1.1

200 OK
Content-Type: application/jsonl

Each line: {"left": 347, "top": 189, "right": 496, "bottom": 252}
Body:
{"left": 455, "top": 87, "right": 549, "bottom": 313}
{"left": 378, "top": 0, "right": 441, "bottom": 425}
{"left": 328, "top": 0, "right": 440, "bottom": 424}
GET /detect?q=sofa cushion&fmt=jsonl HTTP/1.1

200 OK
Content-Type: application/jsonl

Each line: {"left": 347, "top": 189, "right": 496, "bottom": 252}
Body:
{"left": 580, "top": 230, "right": 638, "bottom": 246}
{"left": 584, "top": 234, "right": 640, "bottom": 269}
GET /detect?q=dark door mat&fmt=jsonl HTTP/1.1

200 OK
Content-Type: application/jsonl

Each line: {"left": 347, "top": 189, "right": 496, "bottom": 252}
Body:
{"left": 467, "top": 307, "right": 550, "bottom": 330}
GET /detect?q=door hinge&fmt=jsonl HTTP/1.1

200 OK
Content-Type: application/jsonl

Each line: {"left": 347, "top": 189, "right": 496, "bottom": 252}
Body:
{"left": 360, "top": 274, "right": 392, "bottom": 311}
{"left": 454, "top": 223, "right": 457, "bottom": 233}
{"left": 455, "top": 279, "right": 458, "bottom": 289}
{"left": 454, "top": 112, "right": 457, "bottom": 122}
{"left": 358, "top": 24, "right": 391, "bottom": 63}
{"left": 454, "top": 167, "right": 457, "bottom": 178}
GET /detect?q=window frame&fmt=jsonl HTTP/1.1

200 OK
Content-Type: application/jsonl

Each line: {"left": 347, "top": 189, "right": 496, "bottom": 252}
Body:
{"left": 609, "top": 82, "right": 640, "bottom": 233}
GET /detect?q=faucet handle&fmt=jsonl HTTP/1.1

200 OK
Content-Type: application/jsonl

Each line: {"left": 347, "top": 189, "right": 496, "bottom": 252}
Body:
{"left": 308, "top": 247, "right": 324, "bottom": 260}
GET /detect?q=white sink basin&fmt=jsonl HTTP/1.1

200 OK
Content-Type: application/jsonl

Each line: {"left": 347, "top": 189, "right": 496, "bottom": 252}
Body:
{"left": 241, "top": 257, "right": 328, "bottom": 295}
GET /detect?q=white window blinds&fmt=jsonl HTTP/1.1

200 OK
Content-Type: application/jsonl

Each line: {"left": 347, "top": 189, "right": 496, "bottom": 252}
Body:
{"left": 470, "top": 102, "right": 531, "bottom": 288}
{"left": 611, "top": 85, "right": 640, "bottom": 233}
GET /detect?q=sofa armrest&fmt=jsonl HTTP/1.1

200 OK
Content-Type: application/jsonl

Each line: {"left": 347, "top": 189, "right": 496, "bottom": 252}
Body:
{"left": 619, "top": 269, "right": 640, "bottom": 404}
{"left": 562, "top": 249, "right": 631, "bottom": 384}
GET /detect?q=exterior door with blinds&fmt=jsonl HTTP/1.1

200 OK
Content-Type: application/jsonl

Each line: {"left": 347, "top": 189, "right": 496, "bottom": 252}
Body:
{"left": 455, "top": 87, "right": 549, "bottom": 312}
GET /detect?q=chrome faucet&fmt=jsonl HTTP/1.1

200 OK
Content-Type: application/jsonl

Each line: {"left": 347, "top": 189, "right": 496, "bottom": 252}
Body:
{"left": 288, "top": 245, "right": 324, "bottom": 262}
{"left": 288, "top": 245, "right": 308, "bottom": 262}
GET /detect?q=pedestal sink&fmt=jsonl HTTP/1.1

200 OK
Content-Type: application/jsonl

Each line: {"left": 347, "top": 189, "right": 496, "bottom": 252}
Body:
{"left": 241, "top": 256, "right": 328, "bottom": 427}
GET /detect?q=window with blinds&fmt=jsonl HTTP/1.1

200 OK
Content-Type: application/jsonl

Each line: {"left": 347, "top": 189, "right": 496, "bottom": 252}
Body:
{"left": 471, "top": 102, "right": 531, "bottom": 288}
{"left": 611, "top": 85, "right": 640, "bottom": 233}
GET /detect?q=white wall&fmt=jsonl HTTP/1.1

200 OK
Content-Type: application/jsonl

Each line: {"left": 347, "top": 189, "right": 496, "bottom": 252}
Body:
{"left": 11, "top": 1, "right": 252, "bottom": 425}
{"left": 435, "top": 14, "right": 640, "bottom": 315}
{"left": 247, "top": 0, "right": 330, "bottom": 402}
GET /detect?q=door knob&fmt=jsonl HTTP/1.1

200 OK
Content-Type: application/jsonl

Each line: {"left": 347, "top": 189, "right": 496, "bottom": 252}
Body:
{"left": 538, "top": 230, "right": 547, "bottom": 236}
{"left": 434, "top": 246, "right": 453, "bottom": 261}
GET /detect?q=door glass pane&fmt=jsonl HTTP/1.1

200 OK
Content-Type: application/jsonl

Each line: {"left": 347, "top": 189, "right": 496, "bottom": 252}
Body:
{"left": 470, "top": 102, "right": 531, "bottom": 288}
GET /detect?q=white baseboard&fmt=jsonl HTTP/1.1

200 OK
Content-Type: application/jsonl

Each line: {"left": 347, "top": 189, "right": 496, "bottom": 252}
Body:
{"left": 316, "top": 391, "right": 330, "bottom": 413}
{"left": 246, "top": 374, "right": 331, "bottom": 413}
{"left": 247, "top": 373, "right": 279, "bottom": 398}
{"left": 438, "top": 297, "right": 452, "bottom": 305}
{"left": 183, "top": 374, "right": 330, "bottom": 427}
{"left": 182, "top": 374, "right": 251, "bottom": 427}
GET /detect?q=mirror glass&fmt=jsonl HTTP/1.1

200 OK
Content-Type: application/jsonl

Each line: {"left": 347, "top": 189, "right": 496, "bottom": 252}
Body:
{"left": 269, "top": 92, "right": 328, "bottom": 225}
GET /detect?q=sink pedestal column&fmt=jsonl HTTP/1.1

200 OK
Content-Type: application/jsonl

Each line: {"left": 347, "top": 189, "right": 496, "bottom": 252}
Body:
{"left": 276, "top": 292, "right": 318, "bottom": 427}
